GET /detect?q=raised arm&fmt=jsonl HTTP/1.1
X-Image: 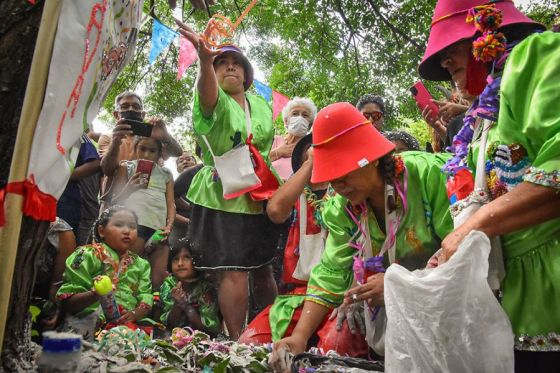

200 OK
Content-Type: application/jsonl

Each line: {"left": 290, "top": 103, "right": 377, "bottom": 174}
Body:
{"left": 175, "top": 20, "right": 221, "bottom": 117}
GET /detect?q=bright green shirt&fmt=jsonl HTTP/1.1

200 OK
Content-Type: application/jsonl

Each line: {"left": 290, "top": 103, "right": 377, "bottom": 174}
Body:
{"left": 187, "top": 88, "right": 275, "bottom": 214}
{"left": 468, "top": 32, "right": 560, "bottom": 346}
{"left": 306, "top": 152, "right": 453, "bottom": 308}
{"left": 471, "top": 31, "right": 560, "bottom": 256}
{"left": 57, "top": 243, "right": 153, "bottom": 318}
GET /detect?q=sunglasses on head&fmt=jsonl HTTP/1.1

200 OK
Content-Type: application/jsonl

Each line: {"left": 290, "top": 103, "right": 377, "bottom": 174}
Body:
{"left": 362, "top": 111, "right": 383, "bottom": 122}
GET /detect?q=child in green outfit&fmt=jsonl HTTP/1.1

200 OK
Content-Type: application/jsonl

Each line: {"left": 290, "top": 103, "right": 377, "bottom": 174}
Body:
{"left": 56, "top": 206, "right": 153, "bottom": 340}
{"left": 160, "top": 240, "right": 221, "bottom": 337}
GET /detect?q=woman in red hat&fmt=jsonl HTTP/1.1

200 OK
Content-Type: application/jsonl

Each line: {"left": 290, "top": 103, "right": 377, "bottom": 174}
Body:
{"left": 418, "top": 0, "right": 560, "bottom": 369}
{"left": 270, "top": 102, "right": 454, "bottom": 370}
{"left": 176, "top": 22, "right": 281, "bottom": 340}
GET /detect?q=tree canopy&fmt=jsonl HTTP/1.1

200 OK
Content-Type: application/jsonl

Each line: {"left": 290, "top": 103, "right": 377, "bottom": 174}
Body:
{"left": 101, "top": 0, "right": 559, "bottom": 148}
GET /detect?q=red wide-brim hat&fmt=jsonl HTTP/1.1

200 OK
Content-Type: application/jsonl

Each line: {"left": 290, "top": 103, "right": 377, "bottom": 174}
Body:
{"left": 419, "top": 0, "right": 544, "bottom": 81}
{"left": 311, "top": 102, "right": 395, "bottom": 184}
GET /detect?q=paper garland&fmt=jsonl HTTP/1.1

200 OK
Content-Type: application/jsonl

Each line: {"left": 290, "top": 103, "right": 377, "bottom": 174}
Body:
{"left": 253, "top": 79, "right": 272, "bottom": 102}
{"left": 272, "top": 90, "right": 290, "bottom": 121}
{"left": 149, "top": 19, "right": 179, "bottom": 64}
{"left": 177, "top": 36, "right": 198, "bottom": 79}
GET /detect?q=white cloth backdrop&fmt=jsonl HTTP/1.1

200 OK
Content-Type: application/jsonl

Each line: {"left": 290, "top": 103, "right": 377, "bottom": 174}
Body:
{"left": 26, "top": 0, "right": 143, "bottom": 210}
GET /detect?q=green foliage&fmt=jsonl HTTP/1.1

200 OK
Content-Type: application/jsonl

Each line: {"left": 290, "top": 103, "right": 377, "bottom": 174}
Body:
{"left": 398, "top": 118, "right": 433, "bottom": 150}
{"left": 101, "top": 0, "right": 558, "bottom": 143}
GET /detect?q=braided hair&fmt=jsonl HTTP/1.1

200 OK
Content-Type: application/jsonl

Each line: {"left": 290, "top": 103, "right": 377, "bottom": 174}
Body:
{"left": 377, "top": 153, "right": 397, "bottom": 212}
{"left": 92, "top": 205, "right": 138, "bottom": 243}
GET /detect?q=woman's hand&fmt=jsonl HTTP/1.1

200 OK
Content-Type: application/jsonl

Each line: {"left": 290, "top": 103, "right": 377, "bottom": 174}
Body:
{"left": 439, "top": 223, "right": 473, "bottom": 264}
{"left": 270, "top": 335, "right": 306, "bottom": 373}
{"left": 422, "top": 106, "right": 448, "bottom": 140}
{"left": 174, "top": 20, "right": 220, "bottom": 63}
{"left": 329, "top": 302, "right": 365, "bottom": 335}
{"left": 433, "top": 100, "right": 468, "bottom": 121}
{"left": 344, "top": 273, "right": 385, "bottom": 306}
{"left": 272, "top": 142, "right": 296, "bottom": 160}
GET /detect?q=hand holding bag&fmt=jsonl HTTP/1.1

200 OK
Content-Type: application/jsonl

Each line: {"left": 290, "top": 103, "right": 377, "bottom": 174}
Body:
{"left": 450, "top": 118, "right": 505, "bottom": 291}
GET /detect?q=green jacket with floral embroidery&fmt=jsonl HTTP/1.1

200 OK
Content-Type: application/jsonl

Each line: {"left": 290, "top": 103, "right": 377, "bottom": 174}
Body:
{"left": 57, "top": 243, "right": 153, "bottom": 318}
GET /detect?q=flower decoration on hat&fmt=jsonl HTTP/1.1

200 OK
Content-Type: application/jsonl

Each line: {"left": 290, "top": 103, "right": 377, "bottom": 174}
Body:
{"left": 466, "top": 4, "right": 507, "bottom": 62}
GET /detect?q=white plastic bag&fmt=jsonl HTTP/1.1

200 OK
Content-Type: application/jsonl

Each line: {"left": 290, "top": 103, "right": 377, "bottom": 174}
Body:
{"left": 384, "top": 230, "right": 514, "bottom": 373}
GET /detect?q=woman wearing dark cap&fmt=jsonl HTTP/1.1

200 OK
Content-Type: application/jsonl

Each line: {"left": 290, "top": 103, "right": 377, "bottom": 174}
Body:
{"left": 418, "top": 0, "right": 560, "bottom": 369}
{"left": 270, "top": 103, "right": 454, "bottom": 371}
{"left": 356, "top": 94, "right": 385, "bottom": 131}
{"left": 176, "top": 22, "right": 280, "bottom": 340}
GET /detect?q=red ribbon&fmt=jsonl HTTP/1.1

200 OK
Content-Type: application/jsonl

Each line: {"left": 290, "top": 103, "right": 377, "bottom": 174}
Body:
{"left": 0, "top": 175, "right": 57, "bottom": 227}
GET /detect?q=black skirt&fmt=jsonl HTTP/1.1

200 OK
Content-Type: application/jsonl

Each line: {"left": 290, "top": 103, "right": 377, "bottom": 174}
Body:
{"left": 187, "top": 203, "right": 282, "bottom": 271}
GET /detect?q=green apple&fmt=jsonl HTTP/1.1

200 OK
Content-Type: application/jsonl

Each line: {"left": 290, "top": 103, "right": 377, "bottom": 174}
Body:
{"left": 93, "top": 275, "right": 113, "bottom": 296}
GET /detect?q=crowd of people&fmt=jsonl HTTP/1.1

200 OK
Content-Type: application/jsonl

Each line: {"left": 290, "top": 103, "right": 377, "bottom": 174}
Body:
{"left": 30, "top": 0, "right": 559, "bottom": 372}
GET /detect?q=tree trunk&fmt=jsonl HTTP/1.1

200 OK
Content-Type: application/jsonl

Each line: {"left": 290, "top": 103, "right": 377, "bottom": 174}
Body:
{"left": 0, "top": 0, "right": 48, "bottom": 371}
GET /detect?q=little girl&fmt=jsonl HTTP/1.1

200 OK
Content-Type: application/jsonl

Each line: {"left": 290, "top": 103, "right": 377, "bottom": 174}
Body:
{"left": 112, "top": 136, "right": 175, "bottom": 288}
{"left": 56, "top": 206, "right": 153, "bottom": 340}
{"left": 160, "top": 239, "right": 221, "bottom": 337}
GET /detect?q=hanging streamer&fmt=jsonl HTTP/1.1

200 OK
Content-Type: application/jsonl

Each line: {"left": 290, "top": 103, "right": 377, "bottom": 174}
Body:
{"left": 272, "top": 90, "right": 290, "bottom": 121}
{"left": 253, "top": 79, "right": 272, "bottom": 102}
{"left": 149, "top": 19, "right": 179, "bottom": 65}
{"left": 203, "top": 0, "right": 258, "bottom": 47}
{"left": 177, "top": 36, "right": 198, "bottom": 79}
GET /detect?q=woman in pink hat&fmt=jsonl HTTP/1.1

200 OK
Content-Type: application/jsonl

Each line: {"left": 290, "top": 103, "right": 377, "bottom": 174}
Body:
{"left": 419, "top": 0, "right": 560, "bottom": 369}
{"left": 176, "top": 22, "right": 281, "bottom": 340}
{"left": 270, "top": 102, "right": 454, "bottom": 370}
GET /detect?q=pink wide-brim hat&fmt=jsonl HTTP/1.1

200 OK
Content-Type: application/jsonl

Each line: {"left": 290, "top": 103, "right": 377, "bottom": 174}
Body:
{"left": 418, "top": 0, "right": 544, "bottom": 81}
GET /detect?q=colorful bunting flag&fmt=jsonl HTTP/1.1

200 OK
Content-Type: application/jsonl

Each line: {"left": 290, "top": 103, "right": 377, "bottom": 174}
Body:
{"left": 253, "top": 79, "right": 272, "bottom": 102}
{"left": 272, "top": 90, "right": 290, "bottom": 121}
{"left": 177, "top": 36, "right": 198, "bottom": 80}
{"left": 149, "top": 19, "right": 179, "bottom": 65}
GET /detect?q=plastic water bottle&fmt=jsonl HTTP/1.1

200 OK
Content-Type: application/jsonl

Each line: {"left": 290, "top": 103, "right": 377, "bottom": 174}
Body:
{"left": 94, "top": 275, "right": 120, "bottom": 322}
{"left": 38, "top": 332, "right": 81, "bottom": 372}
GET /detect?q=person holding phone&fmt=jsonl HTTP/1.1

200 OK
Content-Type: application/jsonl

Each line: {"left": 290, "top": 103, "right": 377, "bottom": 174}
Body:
{"left": 111, "top": 136, "right": 176, "bottom": 290}
{"left": 418, "top": 0, "right": 560, "bottom": 369}
{"left": 98, "top": 91, "right": 183, "bottom": 185}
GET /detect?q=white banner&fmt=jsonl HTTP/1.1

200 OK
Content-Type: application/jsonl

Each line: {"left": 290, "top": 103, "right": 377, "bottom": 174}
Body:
{"left": 26, "top": 0, "right": 143, "bottom": 209}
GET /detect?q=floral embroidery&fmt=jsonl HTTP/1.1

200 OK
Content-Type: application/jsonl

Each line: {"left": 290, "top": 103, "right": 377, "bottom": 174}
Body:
{"left": 524, "top": 167, "right": 560, "bottom": 188}
{"left": 516, "top": 332, "right": 560, "bottom": 352}
{"left": 486, "top": 143, "right": 530, "bottom": 199}
{"left": 405, "top": 227, "right": 423, "bottom": 254}
{"left": 71, "top": 248, "right": 86, "bottom": 269}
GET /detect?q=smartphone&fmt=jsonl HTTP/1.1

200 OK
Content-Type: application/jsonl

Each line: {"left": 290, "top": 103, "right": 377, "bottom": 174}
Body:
{"left": 136, "top": 159, "right": 154, "bottom": 186}
{"left": 120, "top": 111, "right": 153, "bottom": 137}
{"left": 410, "top": 81, "right": 439, "bottom": 120}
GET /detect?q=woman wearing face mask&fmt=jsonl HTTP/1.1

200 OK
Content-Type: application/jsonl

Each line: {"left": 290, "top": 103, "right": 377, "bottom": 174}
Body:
{"left": 270, "top": 98, "right": 317, "bottom": 181}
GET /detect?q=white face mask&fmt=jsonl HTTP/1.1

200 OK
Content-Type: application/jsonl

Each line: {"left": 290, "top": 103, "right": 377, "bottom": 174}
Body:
{"left": 286, "top": 115, "right": 309, "bottom": 137}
